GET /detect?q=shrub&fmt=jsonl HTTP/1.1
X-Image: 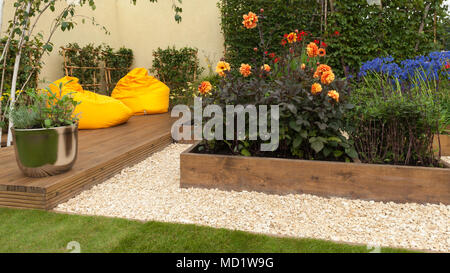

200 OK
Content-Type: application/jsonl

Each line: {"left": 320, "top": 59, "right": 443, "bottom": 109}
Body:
{"left": 61, "top": 43, "right": 134, "bottom": 95}
{"left": 103, "top": 46, "right": 134, "bottom": 95}
{"left": 196, "top": 11, "right": 357, "bottom": 162}
{"left": 219, "top": 0, "right": 449, "bottom": 77}
{"left": 347, "top": 68, "right": 446, "bottom": 166}
{"left": 0, "top": 38, "right": 41, "bottom": 92}
{"left": 150, "top": 47, "right": 203, "bottom": 107}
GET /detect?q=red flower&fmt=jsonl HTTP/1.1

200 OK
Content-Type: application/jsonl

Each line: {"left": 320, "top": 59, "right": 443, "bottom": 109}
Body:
{"left": 297, "top": 34, "right": 303, "bottom": 41}
{"left": 274, "top": 57, "right": 280, "bottom": 64}
{"left": 264, "top": 51, "right": 268, "bottom": 55}
{"left": 281, "top": 40, "right": 287, "bottom": 46}
{"left": 314, "top": 40, "right": 320, "bottom": 45}
{"left": 269, "top": 53, "right": 276, "bottom": 58}
{"left": 445, "top": 62, "right": 450, "bottom": 69}
{"left": 321, "top": 42, "right": 328, "bottom": 48}
{"left": 284, "top": 34, "right": 288, "bottom": 38}
{"left": 334, "top": 30, "right": 340, "bottom": 36}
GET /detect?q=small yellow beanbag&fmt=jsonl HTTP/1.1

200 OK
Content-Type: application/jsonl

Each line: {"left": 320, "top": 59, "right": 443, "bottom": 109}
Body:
{"left": 50, "top": 77, "right": 133, "bottom": 130}
{"left": 111, "top": 68, "right": 170, "bottom": 115}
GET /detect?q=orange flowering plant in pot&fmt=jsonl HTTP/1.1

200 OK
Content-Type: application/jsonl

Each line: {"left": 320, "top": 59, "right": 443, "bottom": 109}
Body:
{"left": 195, "top": 10, "right": 358, "bottom": 161}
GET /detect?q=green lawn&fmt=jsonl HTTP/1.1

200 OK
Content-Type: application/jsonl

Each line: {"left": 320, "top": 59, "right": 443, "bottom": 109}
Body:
{"left": 0, "top": 208, "right": 412, "bottom": 253}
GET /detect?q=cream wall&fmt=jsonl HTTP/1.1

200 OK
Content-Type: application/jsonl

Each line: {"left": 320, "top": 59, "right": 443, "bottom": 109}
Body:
{"left": 1, "top": 0, "right": 224, "bottom": 86}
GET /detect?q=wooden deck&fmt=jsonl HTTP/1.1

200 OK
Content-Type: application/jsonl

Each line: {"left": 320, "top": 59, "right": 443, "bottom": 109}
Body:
{"left": 0, "top": 114, "right": 174, "bottom": 210}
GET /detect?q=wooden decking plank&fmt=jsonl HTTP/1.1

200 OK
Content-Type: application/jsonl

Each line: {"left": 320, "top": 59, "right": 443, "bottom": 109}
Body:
{"left": 0, "top": 114, "right": 175, "bottom": 210}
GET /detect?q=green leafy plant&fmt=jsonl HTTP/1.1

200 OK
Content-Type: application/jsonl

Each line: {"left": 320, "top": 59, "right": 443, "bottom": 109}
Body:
{"left": 103, "top": 46, "right": 134, "bottom": 95}
{"left": 0, "top": 38, "right": 41, "bottom": 92}
{"left": 61, "top": 43, "right": 134, "bottom": 95}
{"left": 196, "top": 11, "right": 357, "bottom": 162}
{"left": 346, "top": 72, "right": 445, "bottom": 166}
{"left": 10, "top": 86, "right": 80, "bottom": 130}
{"left": 150, "top": 46, "right": 204, "bottom": 107}
{"left": 218, "top": 0, "right": 449, "bottom": 77}
{"left": 62, "top": 43, "right": 103, "bottom": 93}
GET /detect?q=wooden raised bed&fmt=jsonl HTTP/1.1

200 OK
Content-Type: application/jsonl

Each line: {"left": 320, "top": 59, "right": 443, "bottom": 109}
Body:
{"left": 180, "top": 144, "right": 450, "bottom": 205}
{"left": 434, "top": 134, "right": 450, "bottom": 156}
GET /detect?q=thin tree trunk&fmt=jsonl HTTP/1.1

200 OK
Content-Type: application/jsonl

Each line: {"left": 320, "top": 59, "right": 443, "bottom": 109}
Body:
{"left": 414, "top": 3, "right": 431, "bottom": 52}
{"left": 0, "top": 0, "right": 4, "bottom": 33}
{"left": 0, "top": 0, "right": 4, "bottom": 146}
{"left": 6, "top": 2, "right": 31, "bottom": 147}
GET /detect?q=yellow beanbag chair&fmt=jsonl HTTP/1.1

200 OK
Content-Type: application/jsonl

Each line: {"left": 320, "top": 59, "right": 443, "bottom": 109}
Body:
{"left": 111, "top": 68, "right": 169, "bottom": 115}
{"left": 50, "top": 77, "right": 133, "bottom": 130}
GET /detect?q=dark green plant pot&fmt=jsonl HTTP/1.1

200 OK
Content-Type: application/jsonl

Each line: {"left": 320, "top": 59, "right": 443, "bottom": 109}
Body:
{"left": 12, "top": 125, "right": 78, "bottom": 178}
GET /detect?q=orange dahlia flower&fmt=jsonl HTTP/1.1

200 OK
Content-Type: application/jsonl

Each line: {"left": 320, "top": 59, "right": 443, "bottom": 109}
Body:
{"left": 261, "top": 64, "right": 271, "bottom": 72}
{"left": 286, "top": 32, "right": 297, "bottom": 44}
{"left": 314, "top": 64, "right": 332, "bottom": 78}
{"left": 311, "top": 83, "right": 323, "bottom": 95}
{"left": 321, "top": 71, "right": 335, "bottom": 85}
{"left": 307, "top": 42, "right": 319, "bottom": 58}
{"left": 216, "top": 61, "right": 231, "bottom": 77}
{"left": 318, "top": 48, "right": 326, "bottom": 57}
{"left": 328, "top": 90, "right": 340, "bottom": 102}
{"left": 240, "top": 63, "right": 252, "bottom": 77}
{"left": 242, "top": 12, "right": 258, "bottom": 29}
{"left": 198, "top": 81, "right": 212, "bottom": 95}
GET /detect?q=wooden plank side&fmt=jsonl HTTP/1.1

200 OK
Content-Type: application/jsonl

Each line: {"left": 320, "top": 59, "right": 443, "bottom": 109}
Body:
{"left": 434, "top": 134, "right": 450, "bottom": 156}
{"left": 0, "top": 114, "right": 175, "bottom": 210}
{"left": 180, "top": 151, "right": 450, "bottom": 205}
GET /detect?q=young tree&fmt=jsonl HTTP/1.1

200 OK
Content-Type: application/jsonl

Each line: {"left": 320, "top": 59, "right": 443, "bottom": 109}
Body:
{"left": 1, "top": 0, "right": 182, "bottom": 147}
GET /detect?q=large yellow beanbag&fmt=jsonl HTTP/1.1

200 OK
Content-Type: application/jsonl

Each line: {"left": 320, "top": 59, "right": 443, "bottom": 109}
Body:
{"left": 50, "top": 77, "right": 133, "bottom": 130}
{"left": 111, "top": 68, "right": 170, "bottom": 115}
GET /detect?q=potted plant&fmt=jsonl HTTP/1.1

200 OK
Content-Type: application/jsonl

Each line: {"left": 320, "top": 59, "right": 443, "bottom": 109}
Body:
{"left": 9, "top": 86, "right": 80, "bottom": 178}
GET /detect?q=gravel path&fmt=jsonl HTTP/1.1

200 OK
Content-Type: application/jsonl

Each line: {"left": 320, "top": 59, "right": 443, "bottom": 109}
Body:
{"left": 56, "top": 144, "right": 450, "bottom": 252}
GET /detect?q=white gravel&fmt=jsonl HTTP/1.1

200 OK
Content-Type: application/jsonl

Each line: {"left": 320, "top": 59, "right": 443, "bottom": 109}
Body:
{"left": 55, "top": 144, "right": 450, "bottom": 252}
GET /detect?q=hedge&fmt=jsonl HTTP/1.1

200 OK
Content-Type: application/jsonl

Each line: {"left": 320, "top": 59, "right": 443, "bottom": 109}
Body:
{"left": 219, "top": 0, "right": 449, "bottom": 76}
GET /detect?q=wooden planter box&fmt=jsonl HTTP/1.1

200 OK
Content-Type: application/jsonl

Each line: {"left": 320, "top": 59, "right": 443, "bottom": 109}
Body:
{"left": 434, "top": 134, "right": 450, "bottom": 156}
{"left": 180, "top": 144, "right": 450, "bottom": 205}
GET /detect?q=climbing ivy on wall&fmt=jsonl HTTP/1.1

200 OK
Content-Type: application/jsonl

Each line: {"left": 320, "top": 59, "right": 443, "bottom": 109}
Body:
{"left": 103, "top": 46, "right": 134, "bottom": 94}
{"left": 0, "top": 38, "right": 41, "bottom": 93}
{"left": 219, "top": 0, "right": 449, "bottom": 76}
{"left": 61, "top": 43, "right": 133, "bottom": 95}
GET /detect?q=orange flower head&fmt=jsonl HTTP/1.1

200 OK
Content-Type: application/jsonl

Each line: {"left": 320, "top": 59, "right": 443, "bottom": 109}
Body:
{"left": 301, "top": 63, "right": 306, "bottom": 70}
{"left": 198, "top": 81, "right": 212, "bottom": 95}
{"left": 321, "top": 71, "right": 335, "bottom": 85}
{"left": 261, "top": 64, "right": 271, "bottom": 72}
{"left": 307, "top": 42, "right": 319, "bottom": 58}
{"left": 328, "top": 90, "right": 340, "bottom": 102}
{"left": 318, "top": 48, "right": 326, "bottom": 57}
{"left": 286, "top": 32, "right": 297, "bottom": 44}
{"left": 242, "top": 12, "right": 259, "bottom": 29}
{"left": 311, "top": 83, "right": 323, "bottom": 95}
{"left": 314, "top": 64, "right": 332, "bottom": 78}
{"left": 216, "top": 61, "right": 231, "bottom": 77}
{"left": 240, "top": 63, "right": 252, "bottom": 77}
